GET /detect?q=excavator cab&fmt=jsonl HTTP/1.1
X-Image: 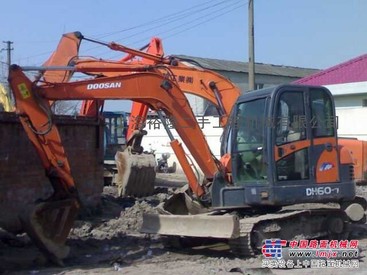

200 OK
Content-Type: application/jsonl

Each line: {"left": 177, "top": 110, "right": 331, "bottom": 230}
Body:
{"left": 213, "top": 84, "right": 356, "bottom": 208}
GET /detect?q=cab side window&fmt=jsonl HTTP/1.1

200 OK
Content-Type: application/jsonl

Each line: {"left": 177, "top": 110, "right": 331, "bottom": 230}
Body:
{"left": 310, "top": 88, "right": 335, "bottom": 137}
{"left": 275, "top": 92, "right": 306, "bottom": 145}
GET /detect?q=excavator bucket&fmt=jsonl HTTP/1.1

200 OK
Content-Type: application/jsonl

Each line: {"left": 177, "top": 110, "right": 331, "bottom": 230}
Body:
{"left": 19, "top": 198, "right": 79, "bottom": 266}
{"left": 159, "top": 187, "right": 208, "bottom": 215}
{"left": 115, "top": 147, "right": 156, "bottom": 197}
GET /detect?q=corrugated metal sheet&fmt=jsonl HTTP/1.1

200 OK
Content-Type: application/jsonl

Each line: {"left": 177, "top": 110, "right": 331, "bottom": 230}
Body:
{"left": 295, "top": 54, "right": 367, "bottom": 85}
{"left": 174, "top": 55, "right": 319, "bottom": 78}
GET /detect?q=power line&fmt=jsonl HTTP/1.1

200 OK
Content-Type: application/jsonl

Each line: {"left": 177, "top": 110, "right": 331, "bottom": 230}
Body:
{"left": 153, "top": 2, "right": 246, "bottom": 41}
{"left": 19, "top": 0, "right": 233, "bottom": 63}
{"left": 20, "top": 0, "right": 246, "bottom": 65}
{"left": 105, "top": 1, "right": 246, "bottom": 60}
{"left": 116, "top": 0, "right": 236, "bottom": 42}
{"left": 23, "top": 50, "right": 57, "bottom": 60}
{"left": 95, "top": 0, "right": 244, "bottom": 58}
{"left": 83, "top": 0, "right": 239, "bottom": 56}
{"left": 93, "top": 0, "right": 229, "bottom": 39}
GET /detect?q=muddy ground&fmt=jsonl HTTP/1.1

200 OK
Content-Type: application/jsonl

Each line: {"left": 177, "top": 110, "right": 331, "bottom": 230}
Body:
{"left": 1, "top": 174, "right": 367, "bottom": 274}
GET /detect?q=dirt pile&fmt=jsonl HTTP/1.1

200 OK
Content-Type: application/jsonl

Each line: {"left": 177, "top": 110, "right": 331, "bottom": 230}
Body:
{"left": 0, "top": 186, "right": 172, "bottom": 273}
{"left": 70, "top": 194, "right": 164, "bottom": 240}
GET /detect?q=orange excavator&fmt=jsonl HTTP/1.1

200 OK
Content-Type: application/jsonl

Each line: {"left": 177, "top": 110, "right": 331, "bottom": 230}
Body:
{"left": 7, "top": 32, "right": 367, "bottom": 265}
{"left": 8, "top": 61, "right": 227, "bottom": 264}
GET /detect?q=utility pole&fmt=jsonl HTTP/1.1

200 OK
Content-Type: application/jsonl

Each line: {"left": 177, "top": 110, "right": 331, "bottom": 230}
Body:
{"left": 1, "top": 41, "right": 14, "bottom": 104}
{"left": 3, "top": 41, "right": 14, "bottom": 71}
{"left": 248, "top": 0, "right": 255, "bottom": 91}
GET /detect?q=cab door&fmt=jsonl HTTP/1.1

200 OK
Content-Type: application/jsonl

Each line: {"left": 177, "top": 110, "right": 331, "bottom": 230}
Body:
{"left": 273, "top": 87, "right": 339, "bottom": 185}
{"left": 308, "top": 87, "right": 339, "bottom": 183}
{"left": 274, "top": 90, "right": 311, "bottom": 183}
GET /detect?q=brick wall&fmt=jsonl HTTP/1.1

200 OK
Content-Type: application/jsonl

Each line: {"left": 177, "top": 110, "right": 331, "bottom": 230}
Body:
{"left": 0, "top": 112, "right": 104, "bottom": 233}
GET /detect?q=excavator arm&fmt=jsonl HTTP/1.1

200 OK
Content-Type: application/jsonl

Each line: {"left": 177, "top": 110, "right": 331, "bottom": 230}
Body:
{"left": 8, "top": 66, "right": 80, "bottom": 265}
{"left": 8, "top": 64, "right": 222, "bottom": 264}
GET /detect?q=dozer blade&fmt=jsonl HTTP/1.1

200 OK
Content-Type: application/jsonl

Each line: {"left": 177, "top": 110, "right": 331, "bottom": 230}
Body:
{"left": 141, "top": 188, "right": 213, "bottom": 235}
{"left": 115, "top": 148, "right": 156, "bottom": 197}
{"left": 19, "top": 198, "right": 79, "bottom": 266}
{"left": 141, "top": 213, "right": 239, "bottom": 239}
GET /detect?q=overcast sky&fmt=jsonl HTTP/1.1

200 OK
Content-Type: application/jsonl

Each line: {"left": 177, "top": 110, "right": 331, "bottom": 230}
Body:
{"left": 1, "top": 0, "right": 366, "bottom": 110}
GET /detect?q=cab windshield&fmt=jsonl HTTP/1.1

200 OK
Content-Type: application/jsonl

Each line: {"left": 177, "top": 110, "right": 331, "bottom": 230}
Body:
{"left": 233, "top": 98, "right": 267, "bottom": 183}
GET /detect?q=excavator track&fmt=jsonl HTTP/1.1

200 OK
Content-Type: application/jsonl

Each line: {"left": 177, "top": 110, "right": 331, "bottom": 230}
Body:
{"left": 228, "top": 219, "right": 255, "bottom": 257}
{"left": 229, "top": 208, "right": 348, "bottom": 257}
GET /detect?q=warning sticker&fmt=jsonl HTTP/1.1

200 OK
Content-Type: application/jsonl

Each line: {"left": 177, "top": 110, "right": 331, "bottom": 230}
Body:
{"left": 17, "top": 83, "right": 30, "bottom": 99}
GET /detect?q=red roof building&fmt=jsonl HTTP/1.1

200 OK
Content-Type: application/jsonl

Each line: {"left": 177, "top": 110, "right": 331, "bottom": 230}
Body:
{"left": 294, "top": 53, "right": 367, "bottom": 143}
{"left": 295, "top": 54, "right": 367, "bottom": 86}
